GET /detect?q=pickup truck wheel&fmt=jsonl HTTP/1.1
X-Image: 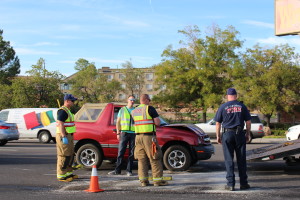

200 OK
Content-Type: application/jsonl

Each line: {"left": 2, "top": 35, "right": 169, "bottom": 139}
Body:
{"left": 163, "top": 145, "right": 191, "bottom": 171}
{"left": 76, "top": 144, "right": 103, "bottom": 169}
{"left": 38, "top": 131, "right": 51, "bottom": 143}
{"left": 0, "top": 140, "right": 8, "bottom": 146}
{"left": 246, "top": 133, "right": 253, "bottom": 144}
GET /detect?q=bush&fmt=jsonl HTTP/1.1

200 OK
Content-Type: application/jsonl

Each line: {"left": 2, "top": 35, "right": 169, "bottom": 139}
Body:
{"left": 270, "top": 123, "right": 294, "bottom": 130}
{"left": 271, "top": 129, "right": 286, "bottom": 136}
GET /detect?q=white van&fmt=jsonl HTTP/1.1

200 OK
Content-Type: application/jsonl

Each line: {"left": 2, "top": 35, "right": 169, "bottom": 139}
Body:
{"left": 0, "top": 108, "right": 58, "bottom": 143}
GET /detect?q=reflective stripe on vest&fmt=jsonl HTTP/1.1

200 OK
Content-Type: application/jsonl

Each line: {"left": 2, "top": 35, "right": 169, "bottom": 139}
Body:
{"left": 56, "top": 106, "right": 76, "bottom": 134}
{"left": 131, "top": 104, "right": 155, "bottom": 133}
{"left": 120, "top": 107, "right": 135, "bottom": 132}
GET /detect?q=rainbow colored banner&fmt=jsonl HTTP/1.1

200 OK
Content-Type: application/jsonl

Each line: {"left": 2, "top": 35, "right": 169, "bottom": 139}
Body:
{"left": 23, "top": 110, "right": 56, "bottom": 130}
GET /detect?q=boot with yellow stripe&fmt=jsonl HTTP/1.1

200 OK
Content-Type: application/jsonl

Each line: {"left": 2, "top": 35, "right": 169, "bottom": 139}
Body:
{"left": 66, "top": 172, "right": 79, "bottom": 180}
{"left": 57, "top": 174, "right": 73, "bottom": 182}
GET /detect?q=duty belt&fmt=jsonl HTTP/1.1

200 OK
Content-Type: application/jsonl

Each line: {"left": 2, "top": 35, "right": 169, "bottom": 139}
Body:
{"left": 224, "top": 128, "right": 237, "bottom": 132}
{"left": 136, "top": 132, "right": 156, "bottom": 136}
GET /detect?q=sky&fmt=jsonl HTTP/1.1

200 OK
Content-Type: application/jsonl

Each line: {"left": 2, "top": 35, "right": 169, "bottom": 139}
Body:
{"left": 1, "top": 0, "right": 300, "bottom": 77}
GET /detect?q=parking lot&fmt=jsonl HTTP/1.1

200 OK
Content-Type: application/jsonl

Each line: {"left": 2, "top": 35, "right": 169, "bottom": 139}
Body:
{"left": 1, "top": 138, "right": 300, "bottom": 200}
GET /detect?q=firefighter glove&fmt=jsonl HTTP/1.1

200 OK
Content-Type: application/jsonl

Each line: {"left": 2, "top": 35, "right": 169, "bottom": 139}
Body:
{"left": 62, "top": 137, "right": 68, "bottom": 144}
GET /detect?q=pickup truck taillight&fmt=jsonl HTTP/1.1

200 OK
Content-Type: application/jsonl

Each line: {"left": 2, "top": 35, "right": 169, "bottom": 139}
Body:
{"left": 259, "top": 125, "right": 263, "bottom": 130}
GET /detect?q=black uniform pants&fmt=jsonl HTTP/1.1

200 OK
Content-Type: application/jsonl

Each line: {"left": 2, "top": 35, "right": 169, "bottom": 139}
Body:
{"left": 222, "top": 130, "right": 248, "bottom": 187}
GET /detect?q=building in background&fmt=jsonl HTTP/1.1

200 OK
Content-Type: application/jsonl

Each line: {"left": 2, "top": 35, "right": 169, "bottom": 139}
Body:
{"left": 60, "top": 67, "right": 164, "bottom": 101}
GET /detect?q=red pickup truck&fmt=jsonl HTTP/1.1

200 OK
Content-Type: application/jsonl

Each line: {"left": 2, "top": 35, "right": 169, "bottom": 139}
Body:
{"left": 74, "top": 103, "right": 214, "bottom": 171}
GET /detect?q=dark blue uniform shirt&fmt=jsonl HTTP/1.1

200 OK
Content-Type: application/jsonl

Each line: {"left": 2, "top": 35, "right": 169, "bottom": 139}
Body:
{"left": 214, "top": 100, "right": 251, "bottom": 129}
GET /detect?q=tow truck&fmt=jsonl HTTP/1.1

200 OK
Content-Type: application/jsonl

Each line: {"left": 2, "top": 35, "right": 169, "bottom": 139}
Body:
{"left": 246, "top": 139, "right": 300, "bottom": 165}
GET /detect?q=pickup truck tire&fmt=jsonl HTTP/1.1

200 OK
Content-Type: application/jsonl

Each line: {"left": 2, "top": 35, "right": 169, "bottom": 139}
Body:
{"left": 163, "top": 145, "right": 191, "bottom": 171}
{"left": 76, "top": 144, "right": 103, "bottom": 169}
{"left": 38, "top": 131, "right": 51, "bottom": 143}
{"left": 0, "top": 140, "right": 8, "bottom": 146}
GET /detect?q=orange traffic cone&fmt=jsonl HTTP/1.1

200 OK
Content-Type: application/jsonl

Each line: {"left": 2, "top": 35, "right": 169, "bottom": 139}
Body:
{"left": 85, "top": 165, "right": 104, "bottom": 193}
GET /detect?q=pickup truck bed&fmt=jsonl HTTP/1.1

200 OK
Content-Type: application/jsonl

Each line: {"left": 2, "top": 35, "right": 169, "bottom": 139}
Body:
{"left": 246, "top": 139, "right": 300, "bottom": 161}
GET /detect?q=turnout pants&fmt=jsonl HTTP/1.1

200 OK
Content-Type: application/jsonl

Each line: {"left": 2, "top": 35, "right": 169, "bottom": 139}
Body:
{"left": 56, "top": 133, "right": 74, "bottom": 178}
{"left": 134, "top": 134, "right": 163, "bottom": 182}
{"left": 222, "top": 130, "right": 248, "bottom": 187}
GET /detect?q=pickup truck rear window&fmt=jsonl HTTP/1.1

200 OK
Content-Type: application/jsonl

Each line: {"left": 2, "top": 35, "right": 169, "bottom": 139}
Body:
{"left": 78, "top": 108, "right": 102, "bottom": 121}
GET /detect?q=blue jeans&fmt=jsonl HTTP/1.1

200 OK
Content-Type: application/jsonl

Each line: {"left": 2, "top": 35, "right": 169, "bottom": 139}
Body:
{"left": 222, "top": 130, "right": 248, "bottom": 187}
{"left": 115, "top": 132, "right": 136, "bottom": 173}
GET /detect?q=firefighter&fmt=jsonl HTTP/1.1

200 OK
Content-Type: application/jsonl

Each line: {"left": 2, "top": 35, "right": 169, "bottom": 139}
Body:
{"left": 131, "top": 94, "right": 168, "bottom": 187}
{"left": 56, "top": 94, "right": 77, "bottom": 182}
{"left": 108, "top": 95, "right": 136, "bottom": 176}
{"left": 215, "top": 88, "right": 251, "bottom": 191}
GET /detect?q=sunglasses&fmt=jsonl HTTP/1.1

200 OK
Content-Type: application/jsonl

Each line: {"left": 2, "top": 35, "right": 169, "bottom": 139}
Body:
{"left": 128, "top": 99, "right": 135, "bottom": 101}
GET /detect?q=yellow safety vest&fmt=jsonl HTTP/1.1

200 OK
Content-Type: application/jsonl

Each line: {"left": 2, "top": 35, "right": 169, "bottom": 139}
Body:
{"left": 131, "top": 104, "right": 155, "bottom": 134}
{"left": 120, "top": 107, "right": 135, "bottom": 132}
{"left": 56, "top": 106, "right": 76, "bottom": 134}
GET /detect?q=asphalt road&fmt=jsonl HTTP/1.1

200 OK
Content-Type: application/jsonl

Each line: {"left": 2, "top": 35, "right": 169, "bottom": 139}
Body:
{"left": 1, "top": 138, "right": 300, "bottom": 200}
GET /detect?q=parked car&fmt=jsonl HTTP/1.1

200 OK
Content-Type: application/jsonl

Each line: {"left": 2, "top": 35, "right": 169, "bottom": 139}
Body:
{"left": 194, "top": 114, "right": 264, "bottom": 143}
{"left": 0, "top": 120, "right": 19, "bottom": 146}
{"left": 74, "top": 103, "right": 215, "bottom": 171}
{"left": 286, "top": 125, "right": 300, "bottom": 141}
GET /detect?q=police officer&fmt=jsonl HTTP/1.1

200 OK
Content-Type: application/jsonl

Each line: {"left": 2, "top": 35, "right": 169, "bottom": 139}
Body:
{"left": 131, "top": 94, "right": 168, "bottom": 187}
{"left": 56, "top": 94, "right": 77, "bottom": 182}
{"left": 215, "top": 88, "right": 251, "bottom": 191}
{"left": 108, "top": 95, "right": 136, "bottom": 176}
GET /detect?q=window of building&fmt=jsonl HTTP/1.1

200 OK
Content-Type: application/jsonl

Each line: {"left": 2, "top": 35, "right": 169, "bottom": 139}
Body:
{"left": 134, "top": 94, "right": 139, "bottom": 99}
{"left": 146, "top": 73, "right": 153, "bottom": 80}
{"left": 160, "top": 85, "right": 166, "bottom": 90}
{"left": 119, "top": 74, "right": 125, "bottom": 80}
{"left": 107, "top": 74, "right": 113, "bottom": 80}
{"left": 146, "top": 84, "right": 153, "bottom": 91}
{"left": 121, "top": 84, "right": 126, "bottom": 89}
{"left": 60, "top": 83, "right": 71, "bottom": 90}
{"left": 118, "top": 94, "right": 125, "bottom": 100}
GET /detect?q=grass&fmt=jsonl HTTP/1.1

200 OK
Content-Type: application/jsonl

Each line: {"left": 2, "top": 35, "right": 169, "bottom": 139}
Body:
{"left": 263, "top": 135, "right": 286, "bottom": 138}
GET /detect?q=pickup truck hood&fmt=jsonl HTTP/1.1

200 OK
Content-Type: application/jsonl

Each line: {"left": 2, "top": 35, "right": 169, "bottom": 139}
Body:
{"left": 164, "top": 123, "right": 207, "bottom": 137}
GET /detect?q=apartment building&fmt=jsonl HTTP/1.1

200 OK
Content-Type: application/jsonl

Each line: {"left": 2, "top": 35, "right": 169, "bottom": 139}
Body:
{"left": 60, "top": 67, "right": 162, "bottom": 101}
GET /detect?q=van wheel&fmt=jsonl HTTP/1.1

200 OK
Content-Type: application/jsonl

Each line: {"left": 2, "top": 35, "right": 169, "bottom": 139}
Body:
{"left": 38, "top": 131, "right": 51, "bottom": 143}
{"left": 0, "top": 140, "right": 8, "bottom": 146}
{"left": 163, "top": 145, "right": 191, "bottom": 171}
{"left": 76, "top": 144, "right": 103, "bottom": 169}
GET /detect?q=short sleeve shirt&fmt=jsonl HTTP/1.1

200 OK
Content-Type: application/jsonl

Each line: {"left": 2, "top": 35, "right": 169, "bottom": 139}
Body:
{"left": 57, "top": 109, "right": 68, "bottom": 122}
{"left": 214, "top": 100, "right": 251, "bottom": 129}
{"left": 148, "top": 106, "right": 159, "bottom": 119}
{"left": 117, "top": 106, "right": 135, "bottom": 133}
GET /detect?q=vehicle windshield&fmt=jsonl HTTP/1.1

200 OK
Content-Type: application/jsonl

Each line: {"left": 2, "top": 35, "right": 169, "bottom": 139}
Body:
{"left": 251, "top": 116, "right": 261, "bottom": 123}
{"left": 208, "top": 119, "right": 216, "bottom": 125}
{"left": 159, "top": 116, "right": 169, "bottom": 126}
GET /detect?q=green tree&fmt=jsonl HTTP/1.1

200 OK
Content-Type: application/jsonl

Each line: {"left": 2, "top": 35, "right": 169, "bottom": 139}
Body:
{"left": 0, "top": 30, "right": 20, "bottom": 84}
{"left": 0, "top": 84, "right": 13, "bottom": 110}
{"left": 11, "top": 58, "right": 65, "bottom": 108}
{"left": 154, "top": 25, "right": 243, "bottom": 122}
{"left": 233, "top": 44, "right": 300, "bottom": 126}
{"left": 121, "top": 61, "right": 145, "bottom": 99}
{"left": 70, "top": 58, "right": 122, "bottom": 104}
